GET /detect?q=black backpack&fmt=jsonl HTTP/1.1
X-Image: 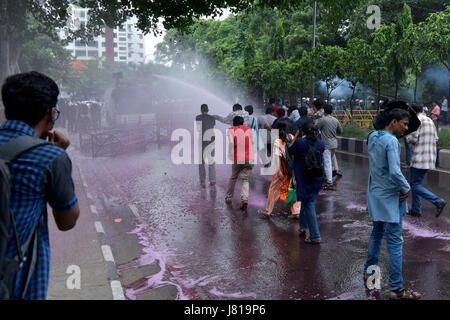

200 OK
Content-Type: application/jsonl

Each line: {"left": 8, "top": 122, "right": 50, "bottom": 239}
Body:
{"left": 303, "top": 139, "right": 324, "bottom": 179}
{"left": 0, "top": 135, "right": 50, "bottom": 300}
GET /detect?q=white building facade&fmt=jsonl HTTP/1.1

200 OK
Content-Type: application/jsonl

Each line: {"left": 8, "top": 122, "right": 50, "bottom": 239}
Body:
{"left": 63, "top": 6, "right": 145, "bottom": 64}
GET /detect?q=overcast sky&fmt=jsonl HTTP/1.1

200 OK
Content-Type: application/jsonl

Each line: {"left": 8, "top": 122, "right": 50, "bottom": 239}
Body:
{"left": 144, "top": 9, "right": 232, "bottom": 63}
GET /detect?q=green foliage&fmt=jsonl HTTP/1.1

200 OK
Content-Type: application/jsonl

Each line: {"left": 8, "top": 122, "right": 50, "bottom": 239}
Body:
{"left": 19, "top": 34, "right": 73, "bottom": 86}
{"left": 438, "top": 129, "right": 450, "bottom": 149}
{"left": 340, "top": 125, "right": 370, "bottom": 139}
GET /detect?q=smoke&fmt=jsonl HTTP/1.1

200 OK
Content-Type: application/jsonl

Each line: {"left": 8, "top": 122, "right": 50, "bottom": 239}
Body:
{"left": 421, "top": 63, "right": 449, "bottom": 93}
{"left": 317, "top": 78, "right": 373, "bottom": 102}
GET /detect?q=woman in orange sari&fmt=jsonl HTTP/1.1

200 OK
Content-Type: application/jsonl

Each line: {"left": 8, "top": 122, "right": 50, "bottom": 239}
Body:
{"left": 257, "top": 120, "right": 301, "bottom": 218}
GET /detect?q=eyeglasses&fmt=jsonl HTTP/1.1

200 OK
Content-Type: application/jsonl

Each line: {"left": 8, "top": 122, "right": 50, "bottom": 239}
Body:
{"left": 54, "top": 108, "right": 60, "bottom": 121}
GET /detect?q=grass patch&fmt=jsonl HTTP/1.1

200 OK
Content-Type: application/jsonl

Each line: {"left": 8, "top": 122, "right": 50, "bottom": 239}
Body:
{"left": 339, "top": 125, "right": 371, "bottom": 139}
{"left": 438, "top": 129, "right": 450, "bottom": 149}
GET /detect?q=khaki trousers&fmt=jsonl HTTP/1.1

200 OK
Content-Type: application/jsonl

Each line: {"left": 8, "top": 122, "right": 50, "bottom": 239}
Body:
{"left": 226, "top": 163, "right": 254, "bottom": 203}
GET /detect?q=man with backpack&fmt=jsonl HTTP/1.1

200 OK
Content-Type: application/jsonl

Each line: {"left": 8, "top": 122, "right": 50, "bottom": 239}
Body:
{"left": 0, "top": 71, "right": 79, "bottom": 300}
{"left": 288, "top": 122, "right": 324, "bottom": 244}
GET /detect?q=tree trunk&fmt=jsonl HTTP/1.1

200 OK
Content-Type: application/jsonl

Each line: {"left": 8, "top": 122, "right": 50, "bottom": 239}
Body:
{"left": 395, "top": 81, "right": 398, "bottom": 100}
{"left": 350, "top": 84, "right": 356, "bottom": 125}
{"left": 414, "top": 70, "right": 418, "bottom": 103}
{"left": 377, "top": 70, "right": 381, "bottom": 109}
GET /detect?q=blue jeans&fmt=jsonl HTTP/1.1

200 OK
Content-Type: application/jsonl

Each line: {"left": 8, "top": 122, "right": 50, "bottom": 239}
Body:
{"left": 410, "top": 167, "right": 443, "bottom": 213}
{"left": 299, "top": 201, "right": 321, "bottom": 241}
{"left": 404, "top": 142, "right": 412, "bottom": 166}
{"left": 364, "top": 215, "right": 403, "bottom": 291}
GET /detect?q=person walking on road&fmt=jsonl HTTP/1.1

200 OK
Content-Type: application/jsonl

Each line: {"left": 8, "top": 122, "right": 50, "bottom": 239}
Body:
{"left": 405, "top": 104, "right": 447, "bottom": 218}
{"left": 213, "top": 103, "right": 249, "bottom": 126}
{"left": 441, "top": 96, "right": 448, "bottom": 126}
{"left": 257, "top": 120, "right": 300, "bottom": 219}
{"left": 288, "top": 122, "right": 324, "bottom": 244}
{"left": 431, "top": 101, "right": 440, "bottom": 132}
{"left": 317, "top": 104, "right": 343, "bottom": 190}
{"left": 195, "top": 104, "right": 216, "bottom": 188}
{"left": 363, "top": 105, "right": 421, "bottom": 300}
{"left": 225, "top": 116, "right": 254, "bottom": 211}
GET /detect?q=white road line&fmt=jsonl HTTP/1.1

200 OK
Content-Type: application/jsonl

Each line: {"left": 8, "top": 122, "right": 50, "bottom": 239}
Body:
{"left": 94, "top": 221, "right": 105, "bottom": 234}
{"left": 128, "top": 204, "right": 140, "bottom": 220}
{"left": 101, "top": 245, "right": 115, "bottom": 263}
{"left": 90, "top": 205, "right": 98, "bottom": 215}
{"left": 111, "top": 281, "right": 126, "bottom": 300}
{"left": 86, "top": 192, "right": 93, "bottom": 200}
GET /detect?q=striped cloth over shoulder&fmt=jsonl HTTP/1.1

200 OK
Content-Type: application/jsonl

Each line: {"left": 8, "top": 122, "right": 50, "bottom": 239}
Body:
{"left": 405, "top": 113, "right": 438, "bottom": 169}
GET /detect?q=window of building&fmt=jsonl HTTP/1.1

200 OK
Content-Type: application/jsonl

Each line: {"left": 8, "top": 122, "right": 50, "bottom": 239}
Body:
{"left": 88, "top": 50, "right": 98, "bottom": 57}
{"left": 119, "top": 25, "right": 125, "bottom": 31}
{"left": 119, "top": 37, "right": 126, "bottom": 42}
{"left": 79, "top": 11, "right": 85, "bottom": 18}
{"left": 139, "top": 53, "right": 143, "bottom": 58}
{"left": 75, "top": 40, "right": 85, "bottom": 47}
{"left": 113, "top": 33, "right": 117, "bottom": 38}
{"left": 114, "top": 52, "right": 118, "bottom": 57}
{"left": 120, "top": 56, "right": 126, "bottom": 60}
{"left": 139, "top": 43, "right": 143, "bottom": 48}
{"left": 114, "top": 43, "right": 117, "bottom": 48}
{"left": 102, "top": 42, "right": 105, "bottom": 47}
{"left": 87, "top": 41, "right": 98, "bottom": 47}
{"left": 75, "top": 50, "right": 86, "bottom": 57}
{"left": 119, "top": 47, "right": 126, "bottom": 51}
{"left": 138, "top": 35, "right": 143, "bottom": 39}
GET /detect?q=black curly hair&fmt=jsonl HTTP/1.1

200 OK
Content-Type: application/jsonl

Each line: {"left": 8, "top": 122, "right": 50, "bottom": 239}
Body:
{"left": 2, "top": 71, "right": 59, "bottom": 127}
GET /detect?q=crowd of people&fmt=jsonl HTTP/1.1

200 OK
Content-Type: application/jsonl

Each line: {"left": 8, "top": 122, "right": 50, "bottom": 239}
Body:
{"left": 56, "top": 99, "right": 103, "bottom": 133}
{"left": 195, "top": 96, "right": 448, "bottom": 300}
{"left": 0, "top": 70, "right": 447, "bottom": 300}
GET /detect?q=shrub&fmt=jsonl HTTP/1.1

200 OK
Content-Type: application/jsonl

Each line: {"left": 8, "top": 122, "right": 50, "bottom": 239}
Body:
{"left": 438, "top": 129, "right": 450, "bottom": 149}
{"left": 339, "top": 125, "right": 370, "bottom": 139}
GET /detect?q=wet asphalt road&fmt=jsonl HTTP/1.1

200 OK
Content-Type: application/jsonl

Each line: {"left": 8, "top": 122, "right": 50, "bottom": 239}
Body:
{"left": 71, "top": 117, "right": 450, "bottom": 300}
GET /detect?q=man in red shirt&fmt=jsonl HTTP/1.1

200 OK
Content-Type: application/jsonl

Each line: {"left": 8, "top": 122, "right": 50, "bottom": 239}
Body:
{"left": 225, "top": 116, "right": 254, "bottom": 211}
{"left": 269, "top": 98, "right": 281, "bottom": 118}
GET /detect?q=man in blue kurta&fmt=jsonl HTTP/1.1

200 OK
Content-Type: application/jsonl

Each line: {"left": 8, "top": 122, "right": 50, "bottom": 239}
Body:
{"left": 364, "top": 107, "right": 422, "bottom": 300}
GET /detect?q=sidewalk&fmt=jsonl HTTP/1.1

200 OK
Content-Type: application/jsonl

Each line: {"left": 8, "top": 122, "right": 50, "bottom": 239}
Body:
{"left": 46, "top": 159, "right": 113, "bottom": 300}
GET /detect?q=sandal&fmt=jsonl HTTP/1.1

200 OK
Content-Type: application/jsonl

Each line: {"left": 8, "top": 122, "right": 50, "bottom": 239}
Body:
{"left": 389, "top": 288, "right": 422, "bottom": 300}
{"left": 288, "top": 214, "right": 299, "bottom": 219}
{"left": 257, "top": 209, "right": 270, "bottom": 217}
{"left": 298, "top": 229, "right": 307, "bottom": 236}
{"left": 304, "top": 238, "right": 321, "bottom": 245}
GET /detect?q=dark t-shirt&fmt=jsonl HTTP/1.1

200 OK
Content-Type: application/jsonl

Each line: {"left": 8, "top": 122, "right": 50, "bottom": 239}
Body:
{"left": 196, "top": 114, "right": 216, "bottom": 145}
{"left": 294, "top": 116, "right": 313, "bottom": 133}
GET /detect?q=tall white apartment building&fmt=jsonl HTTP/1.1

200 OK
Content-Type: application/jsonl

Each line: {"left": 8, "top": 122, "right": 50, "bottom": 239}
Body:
{"left": 63, "top": 6, "right": 145, "bottom": 64}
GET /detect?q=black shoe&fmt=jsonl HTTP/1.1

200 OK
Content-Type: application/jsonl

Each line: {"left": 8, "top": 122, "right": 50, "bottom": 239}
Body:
{"left": 436, "top": 200, "right": 447, "bottom": 218}
{"left": 322, "top": 183, "right": 335, "bottom": 190}
{"left": 407, "top": 209, "right": 422, "bottom": 217}
{"left": 335, "top": 171, "right": 343, "bottom": 177}
{"left": 240, "top": 202, "right": 248, "bottom": 211}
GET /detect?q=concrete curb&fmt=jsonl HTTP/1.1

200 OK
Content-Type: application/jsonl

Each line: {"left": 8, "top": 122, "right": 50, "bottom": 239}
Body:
{"left": 336, "top": 136, "right": 450, "bottom": 189}
{"left": 76, "top": 165, "right": 126, "bottom": 300}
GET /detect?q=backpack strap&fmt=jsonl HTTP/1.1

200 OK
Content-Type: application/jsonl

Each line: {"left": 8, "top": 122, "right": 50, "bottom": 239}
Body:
{"left": 0, "top": 135, "right": 51, "bottom": 162}
{"left": 0, "top": 135, "right": 50, "bottom": 298}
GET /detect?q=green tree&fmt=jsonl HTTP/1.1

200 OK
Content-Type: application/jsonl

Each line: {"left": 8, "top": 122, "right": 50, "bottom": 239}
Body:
{"left": 420, "top": 6, "right": 450, "bottom": 97}
{"left": 308, "top": 44, "right": 345, "bottom": 101}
